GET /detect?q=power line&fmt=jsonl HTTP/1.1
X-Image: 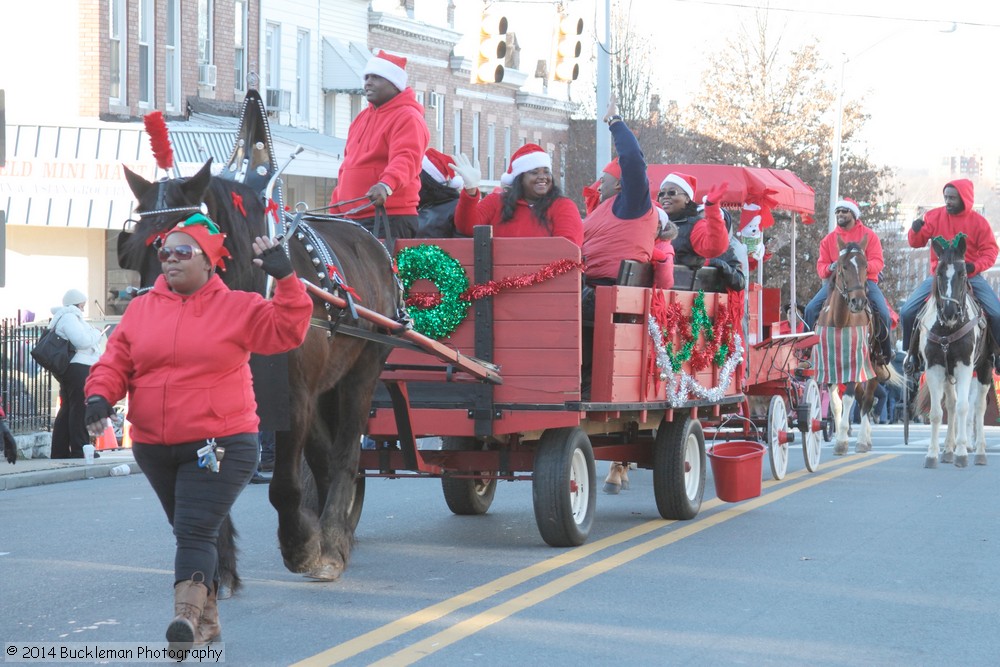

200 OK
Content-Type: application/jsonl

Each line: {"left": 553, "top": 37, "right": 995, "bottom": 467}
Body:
{"left": 669, "top": 0, "right": 1000, "bottom": 29}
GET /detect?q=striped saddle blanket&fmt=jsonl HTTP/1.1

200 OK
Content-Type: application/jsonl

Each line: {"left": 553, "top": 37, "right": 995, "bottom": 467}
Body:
{"left": 814, "top": 325, "right": 875, "bottom": 385}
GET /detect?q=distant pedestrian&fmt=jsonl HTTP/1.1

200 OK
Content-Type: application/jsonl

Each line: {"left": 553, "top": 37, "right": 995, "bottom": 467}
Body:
{"left": 49, "top": 288, "right": 105, "bottom": 459}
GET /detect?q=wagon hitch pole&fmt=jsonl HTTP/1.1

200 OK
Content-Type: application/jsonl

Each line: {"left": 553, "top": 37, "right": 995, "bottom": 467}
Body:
{"left": 302, "top": 281, "right": 502, "bottom": 384}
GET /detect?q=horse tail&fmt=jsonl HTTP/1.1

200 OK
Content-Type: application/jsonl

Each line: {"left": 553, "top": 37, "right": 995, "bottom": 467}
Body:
{"left": 885, "top": 362, "right": 906, "bottom": 391}
{"left": 914, "top": 375, "right": 931, "bottom": 416}
{"left": 217, "top": 513, "right": 242, "bottom": 594}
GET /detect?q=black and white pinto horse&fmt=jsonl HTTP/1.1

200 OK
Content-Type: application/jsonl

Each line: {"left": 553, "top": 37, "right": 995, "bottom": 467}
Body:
{"left": 912, "top": 236, "right": 991, "bottom": 468}
{"left": 119, "top": 159, "right": 401, "bottom": 583}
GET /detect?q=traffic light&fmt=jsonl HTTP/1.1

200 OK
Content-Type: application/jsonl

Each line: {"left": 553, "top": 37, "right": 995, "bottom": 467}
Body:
{"left": 472, "top": 13, "right": 507, "bottom": 84}
{"left": 553, "top": 14, "right": 583, "bottom": 82}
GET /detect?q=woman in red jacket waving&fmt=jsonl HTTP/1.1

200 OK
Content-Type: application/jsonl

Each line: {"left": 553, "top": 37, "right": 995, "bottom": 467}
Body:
{"left": 83, "top": 214, "right": 312, "bottom": 650}
{"left": 451, "top": 143, "right": 583, "bottom": 245}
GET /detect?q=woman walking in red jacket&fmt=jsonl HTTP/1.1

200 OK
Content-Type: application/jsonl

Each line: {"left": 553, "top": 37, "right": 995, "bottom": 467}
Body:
{"left": 83, "top": 214, "right": 312, "bottom": 649}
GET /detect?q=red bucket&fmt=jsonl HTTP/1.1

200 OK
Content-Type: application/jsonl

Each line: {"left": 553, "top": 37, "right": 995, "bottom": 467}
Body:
{"left": 708, "top": 441, "right": 766, "bottom": 502}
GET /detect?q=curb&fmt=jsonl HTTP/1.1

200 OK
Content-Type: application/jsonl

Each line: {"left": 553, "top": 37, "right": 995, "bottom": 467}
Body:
{"left": 0, "top": 462, "right": 141, "bottom": 491}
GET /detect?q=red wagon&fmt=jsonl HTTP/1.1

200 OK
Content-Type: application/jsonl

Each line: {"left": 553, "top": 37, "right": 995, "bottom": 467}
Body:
{"left": 348, "top": 165, "right": 826, "bottom": 547}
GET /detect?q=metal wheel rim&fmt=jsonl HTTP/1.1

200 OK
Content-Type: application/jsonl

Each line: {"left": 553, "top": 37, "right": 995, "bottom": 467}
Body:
{"left": 684, "top": 432, "right": 702, "bottom": 499}
{"left": 804, "top": 379, "right": 823, "bottom": 470}
{"left": 569, "top": 447, "right": 590, "bottom": 525}
{"left": 768, "top": 396, "right": 789, "bottom": 480}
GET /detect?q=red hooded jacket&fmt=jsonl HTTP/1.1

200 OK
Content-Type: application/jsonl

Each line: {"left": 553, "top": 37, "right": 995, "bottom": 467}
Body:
{"left": 908, "top": 178, "right": 998, "bottom": 276}
{"left": 85, "top": 274, "right": 312, "bottom": 445}
{"left": 329, "top": 88, "right": 430, "bottom": 218}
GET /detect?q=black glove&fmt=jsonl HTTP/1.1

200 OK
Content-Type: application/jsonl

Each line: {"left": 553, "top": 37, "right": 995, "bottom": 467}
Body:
{"left": 85, "top": 396, "right": 114, "bottom": 431}
{"left": 1, "top": 419, "right": 16, "bottom": 465}
{"left": 966, "top": 261, "right": 975, "bottom": 275}
{"left": 256, "top": 245, "right": 294, "bottom": 280}
{"left": 911, "top": 218, "right": 924, "bottom": 234}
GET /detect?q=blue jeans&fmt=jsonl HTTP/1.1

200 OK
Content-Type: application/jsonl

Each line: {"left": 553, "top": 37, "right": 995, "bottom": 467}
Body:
{"left": 804, "top": 279, "right": 892, "bottom": 357}
{"left": 900, "top": 275, "right": 1000, "bottom": 350}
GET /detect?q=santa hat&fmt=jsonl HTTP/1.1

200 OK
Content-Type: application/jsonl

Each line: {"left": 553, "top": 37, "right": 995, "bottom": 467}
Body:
{"left": 835, "top": 197, "right": 862, "bottom": 220}
{"left": 363, "top": 50, "right": 408, "bottom": 92}
{"left": 659, "top": 172, "right": 697, "bottom": 200}
{"left": 501, "top": 143, "right": 552, "bottom": 186}
{"left": 422, "top": 148, "right": 463, "bottom": 189}
{"left": 166, "top": 213, "right": 232, "bottom": 272}
{"left": 602, "top": 159, "right": 621, "bottom": 181}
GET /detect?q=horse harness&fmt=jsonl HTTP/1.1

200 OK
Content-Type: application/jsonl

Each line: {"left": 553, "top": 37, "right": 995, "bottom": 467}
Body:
{"left": 135, "top": 196, "right": 410, "bottom": 346}
{"left": 920, "top": 281, "right": 985, "bottom": 365}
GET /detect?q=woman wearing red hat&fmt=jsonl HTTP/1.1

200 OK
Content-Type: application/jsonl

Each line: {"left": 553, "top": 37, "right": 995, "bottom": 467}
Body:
{"left": 657, "top": 172, "right": 730, "bottom": 268}
{"left": 82, "top": 214, "right": 313, "bottom": 650}
{"left": 450, "top": 144, "right": 583, "bottom": 245}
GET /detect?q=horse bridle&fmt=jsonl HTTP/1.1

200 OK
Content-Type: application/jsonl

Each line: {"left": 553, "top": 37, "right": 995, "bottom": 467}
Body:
{"left": 834, "top": 246, "right": 868, "bottom": 307}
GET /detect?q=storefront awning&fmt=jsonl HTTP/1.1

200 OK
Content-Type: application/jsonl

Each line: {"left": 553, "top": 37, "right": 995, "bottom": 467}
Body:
{"left": 0, "top": 118, "right": 345, "bottom": 229}
{"left": 323, "top": 37, "right": 370, "bottom": 92}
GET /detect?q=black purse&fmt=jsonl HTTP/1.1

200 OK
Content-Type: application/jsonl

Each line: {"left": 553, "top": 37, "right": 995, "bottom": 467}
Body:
{"left": 30, "top": 327, "right": 76, "bottom": 379}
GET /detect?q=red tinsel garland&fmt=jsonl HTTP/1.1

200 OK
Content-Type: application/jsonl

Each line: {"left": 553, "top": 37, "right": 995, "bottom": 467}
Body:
{"left": 405, "top": 258, "right": 583, "bottom": 309}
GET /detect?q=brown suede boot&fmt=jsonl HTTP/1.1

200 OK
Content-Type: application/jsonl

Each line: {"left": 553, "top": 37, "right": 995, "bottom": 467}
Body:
{"left": 166, "top": 573, "right": 209, "bottom": 649}
{"left": 195, "top": 584, "right": 222, "bottom": 645}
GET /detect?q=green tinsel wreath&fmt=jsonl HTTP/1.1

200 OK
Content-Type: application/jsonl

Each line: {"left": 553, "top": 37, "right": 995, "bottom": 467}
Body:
{"left": 396, "top": 245, "right": 470, "bottom": 339}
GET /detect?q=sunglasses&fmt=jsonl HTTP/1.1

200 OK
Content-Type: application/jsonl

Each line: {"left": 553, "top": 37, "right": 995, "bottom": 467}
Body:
{"left": 659, "top": 189, "right": 682, "bottom": 198}
{"left": 157, "top": 244, "right": 204, "bottom": 262}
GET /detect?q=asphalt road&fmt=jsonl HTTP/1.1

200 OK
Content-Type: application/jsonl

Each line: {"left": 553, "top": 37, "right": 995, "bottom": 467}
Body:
{"left": 3, "top": 424, "right": 999, "bottom": 666}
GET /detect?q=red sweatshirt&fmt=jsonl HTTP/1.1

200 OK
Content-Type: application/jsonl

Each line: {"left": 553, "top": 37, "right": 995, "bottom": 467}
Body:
{"left": 816, "top": 221, "right": 884, "bottom": 282}
{"left": 85, "top": 274, "right": 313, "bottom": 445}
{"left": 454, "top": 190, "right": 583, "bottom": 245}
{"left": 329, "top": 88, "right": 430, "bottom": 218}
{"left": 908, "top": 178, "right": 998, "bottom": 276}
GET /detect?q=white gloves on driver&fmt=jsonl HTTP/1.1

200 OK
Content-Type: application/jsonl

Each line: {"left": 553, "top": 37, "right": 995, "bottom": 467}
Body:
{"left": 450, "top": 153, "right": 481, "bottom": 194}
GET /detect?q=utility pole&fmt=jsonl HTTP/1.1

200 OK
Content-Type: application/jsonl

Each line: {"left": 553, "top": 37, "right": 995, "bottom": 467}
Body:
{"left": 594, "top": 0, "right": 610, "bottom": 178}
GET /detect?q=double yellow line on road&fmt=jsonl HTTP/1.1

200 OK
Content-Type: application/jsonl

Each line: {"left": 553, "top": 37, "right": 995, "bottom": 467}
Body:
{"left": 294, "top": 453, "right": 896, "bottom": 667}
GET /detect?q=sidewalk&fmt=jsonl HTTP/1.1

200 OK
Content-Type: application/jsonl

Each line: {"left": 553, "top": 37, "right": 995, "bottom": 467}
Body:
{"left": 0, "top": 449, "right": 139, "bottom": 491}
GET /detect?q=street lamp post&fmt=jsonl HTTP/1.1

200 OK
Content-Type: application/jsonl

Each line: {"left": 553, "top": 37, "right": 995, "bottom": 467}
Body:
{"left": 827, "top": 56, "right": 847, "bottom": 232}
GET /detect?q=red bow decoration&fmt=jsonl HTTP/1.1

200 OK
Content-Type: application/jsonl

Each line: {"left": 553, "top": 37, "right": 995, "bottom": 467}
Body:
{"left": 264, "top": 199, "right": 281, "bottom": 227}
{"left": 231, "top": 192, "right": 246, "bottom": 217}
{"left": 326, "top": 265, "right": 362, "bottom": 302}
{"left": 143, "top": 111, "right": 174, "bottom": 171}
{"left": 745, "top": 187, "right": 778, "bottom": 230}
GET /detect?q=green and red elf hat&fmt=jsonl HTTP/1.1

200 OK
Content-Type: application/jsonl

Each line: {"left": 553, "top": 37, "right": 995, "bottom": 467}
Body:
{"left": 167, "top": 213, "right": 232, "bottom": 271}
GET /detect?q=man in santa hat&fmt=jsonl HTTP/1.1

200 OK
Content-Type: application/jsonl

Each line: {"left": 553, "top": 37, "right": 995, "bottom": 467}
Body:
{"left": 416, "top": 148, "right": 463, "bottom": 238}
{"left": 329, "top": 50, "right": 430, "bottom": 241}
{"left": 803, "top": 198, "right": 893, "bottom": 365}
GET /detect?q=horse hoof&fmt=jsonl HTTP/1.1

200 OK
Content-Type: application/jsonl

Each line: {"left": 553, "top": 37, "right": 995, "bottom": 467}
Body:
{"left": 603, "top": 482, "right": 621, "bottom": 495}
{"left": 304, "top": 563, "right": 343, "bottom": 582}
{"left": 941, "top": 451, "right": 954, "bottom": 464}
{"left": 924, "top": 457, "right": 938, "bottom": 469}
{"left": 833, "top": 443, "right": 848, "bottom": 456}
{"left": 855, "top": 443, "right": 871, "bottom": 454}
{"left": 955, "top": 455, "right": 969, "bottom": 468}
{"left": 620, "top": 477, "right": 630, "bottom": 491}
{"left": 975, "top": 454, "right": 988, "bottom": 466}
